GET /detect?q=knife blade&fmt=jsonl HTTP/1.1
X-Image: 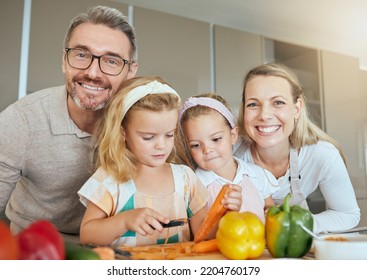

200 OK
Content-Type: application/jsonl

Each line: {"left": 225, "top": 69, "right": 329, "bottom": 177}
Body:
{"left": 84, "top": 244, "right": 131, "bottom": 259}
{"left": 160, "top": 218, "right": 189, "bottom": 228}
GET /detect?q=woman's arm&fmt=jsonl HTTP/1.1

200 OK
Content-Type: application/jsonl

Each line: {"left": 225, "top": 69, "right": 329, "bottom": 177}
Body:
{"left": 310, "top": 143, "right": 360, "bottom": 233}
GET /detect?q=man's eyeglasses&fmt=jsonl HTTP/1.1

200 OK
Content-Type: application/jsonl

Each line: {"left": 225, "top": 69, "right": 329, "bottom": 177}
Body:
{"left": 64, "top": 48, "right": 130, "bottom": 76}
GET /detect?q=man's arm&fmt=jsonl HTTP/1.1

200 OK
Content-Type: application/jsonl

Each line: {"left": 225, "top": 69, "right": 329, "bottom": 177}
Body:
{"left": 0, "top": 105, "right": 27, "bottom": 213}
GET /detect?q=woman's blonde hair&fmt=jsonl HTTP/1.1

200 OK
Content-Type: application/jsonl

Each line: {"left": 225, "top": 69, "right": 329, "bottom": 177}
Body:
{"left": 237, "top": 62, "right": 346, "bottom": 163}
{"left": 96, "top": 76, "right": 181, "bottom": 183}
{"left": 177, "top": 93, "right": 235, "bottom": 169}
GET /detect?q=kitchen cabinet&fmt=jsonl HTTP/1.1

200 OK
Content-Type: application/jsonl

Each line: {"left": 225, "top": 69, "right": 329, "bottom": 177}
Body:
{"left": 0, "top": 0, "right": 23, "bottom": 112}
{"left": 214, "top": 25, "right": 263, "bottom": 113}
{"left": 321, "top": 51, "right": 367, "bottom": 226}
{"left": 321, "top": 50, "right": 366, "bottom": 200}
{"left": 134, "top": 6, "right": 211, "bottom": 101}
{"left": 359, "top": 69, "right": 367, "bottom": 224}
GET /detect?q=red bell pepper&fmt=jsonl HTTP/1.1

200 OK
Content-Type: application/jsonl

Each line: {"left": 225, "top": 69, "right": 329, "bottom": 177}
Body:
{"left": 17, "top": 220, "right": 65, "bottom": 260}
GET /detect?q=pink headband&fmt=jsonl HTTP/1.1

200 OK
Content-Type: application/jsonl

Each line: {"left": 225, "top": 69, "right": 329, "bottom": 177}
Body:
{"left": 179, "top": 97, "right": 235, "bottom": 128}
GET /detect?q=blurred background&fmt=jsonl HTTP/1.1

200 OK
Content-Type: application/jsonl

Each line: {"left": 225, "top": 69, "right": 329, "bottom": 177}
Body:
{"left": 1, "top": 0, "right": 366, "bottom": 227}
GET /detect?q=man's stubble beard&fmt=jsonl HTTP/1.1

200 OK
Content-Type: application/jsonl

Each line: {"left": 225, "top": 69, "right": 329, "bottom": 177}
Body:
{"left": 69, "top": 89, "right": 108, "bottom": 111}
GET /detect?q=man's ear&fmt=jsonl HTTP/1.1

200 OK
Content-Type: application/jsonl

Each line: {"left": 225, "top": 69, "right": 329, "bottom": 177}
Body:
{"left": 127, "top": 62, "right": 138, "bottom": 79}
{"left": 61, "top": 51, "right": 67, "bottom": 74}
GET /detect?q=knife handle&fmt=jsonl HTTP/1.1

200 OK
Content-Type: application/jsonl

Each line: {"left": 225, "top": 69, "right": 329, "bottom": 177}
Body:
{"left": 161, "top": 218, "right": 188, "bottom": 228}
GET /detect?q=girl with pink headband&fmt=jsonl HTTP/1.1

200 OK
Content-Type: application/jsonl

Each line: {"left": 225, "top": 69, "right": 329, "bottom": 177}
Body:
{"left": 178, "top": 93, "right": 274, "bottom": 222}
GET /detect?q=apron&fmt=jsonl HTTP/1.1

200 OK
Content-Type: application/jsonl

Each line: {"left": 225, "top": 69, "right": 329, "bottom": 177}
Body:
{"left": 272, "top": 147, "right": 308, "bottom": 209}
{"left": 111, "top": 164, "right": 191, "bottom": 247}
{"left": 235, "top": 142, "right": 308, "bottom": 209}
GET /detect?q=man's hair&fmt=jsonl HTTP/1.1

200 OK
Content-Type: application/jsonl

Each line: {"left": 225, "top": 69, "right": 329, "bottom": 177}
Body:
{"left": 63, "top": 5, "right": 137, "bottom": 62}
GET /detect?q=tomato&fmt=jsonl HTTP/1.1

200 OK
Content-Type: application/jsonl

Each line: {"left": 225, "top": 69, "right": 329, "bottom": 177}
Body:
{"left": 17, "top": 220, "right": 65, "bottom": 260}
{"left": 0, "top": 220, "right": 19, "bottom": 260}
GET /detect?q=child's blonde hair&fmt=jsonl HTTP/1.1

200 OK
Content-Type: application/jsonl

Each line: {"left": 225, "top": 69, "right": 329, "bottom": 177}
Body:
{"left": 177, "top": 93, "right": 235, "bottom": 169}
{"left": 97, "top": 76, "right": 181, "bottom": 183}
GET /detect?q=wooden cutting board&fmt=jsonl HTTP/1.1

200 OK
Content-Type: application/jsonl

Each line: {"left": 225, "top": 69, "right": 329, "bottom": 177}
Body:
{"left": 116, "top": 242, "right": 275, "bottom": 260}
{"left": 118, "top": 242, "right": 198, "bottom": 260}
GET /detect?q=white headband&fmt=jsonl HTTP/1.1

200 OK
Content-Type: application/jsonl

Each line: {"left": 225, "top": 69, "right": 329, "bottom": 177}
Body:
{"left": 179, "top": 97, "right": 235, "bottom": 128}
{"left": 121, "top": 80, "right": 180, "bottom": 119}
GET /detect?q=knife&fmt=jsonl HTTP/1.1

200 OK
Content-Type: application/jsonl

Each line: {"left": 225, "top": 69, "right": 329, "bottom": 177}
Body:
{"left": 160, "top": 218, "right": 189, "bottom": 228}
{"left": 84, "top": 244, "right": 131, "bottom": 259}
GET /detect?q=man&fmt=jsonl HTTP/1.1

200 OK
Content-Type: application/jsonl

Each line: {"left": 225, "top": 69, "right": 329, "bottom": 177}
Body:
{"left": 0, "top": 6, "right": 138, "bottom": 241}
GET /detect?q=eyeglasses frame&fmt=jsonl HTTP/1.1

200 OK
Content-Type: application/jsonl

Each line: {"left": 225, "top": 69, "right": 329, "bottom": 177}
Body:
{"left": 64, "top": 47, "right": 130, "bottom": 76}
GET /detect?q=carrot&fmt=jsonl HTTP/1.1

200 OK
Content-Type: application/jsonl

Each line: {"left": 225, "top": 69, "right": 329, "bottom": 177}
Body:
{"left": 92, "top": 247, "right": 115, "bottom": 260}
{"left": 191, "top": 239, "right": 219, "bottom": 253}
{"left": 164, "top": 227, "right": 170, "bottom": 244}
{"left": 194, "top": 184, "right": 231, "bottom": 243}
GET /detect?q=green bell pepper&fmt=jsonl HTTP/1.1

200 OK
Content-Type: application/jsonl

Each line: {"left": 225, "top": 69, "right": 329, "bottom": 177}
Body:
{"left": 265, "top": 193, "right": 313, "bottom": 258}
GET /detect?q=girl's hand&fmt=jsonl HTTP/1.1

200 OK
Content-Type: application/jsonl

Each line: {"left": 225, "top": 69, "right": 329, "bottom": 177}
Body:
{"left": 123, "top": 208, "right": 170, "bottom": 236}
{"left": 222, "top": 184, "right": 242, "bottom": 211}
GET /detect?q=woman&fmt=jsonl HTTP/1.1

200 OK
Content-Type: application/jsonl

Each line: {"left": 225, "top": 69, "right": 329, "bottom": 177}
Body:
{"left": 234, "top": 62, "right": 360, "bottom": 234}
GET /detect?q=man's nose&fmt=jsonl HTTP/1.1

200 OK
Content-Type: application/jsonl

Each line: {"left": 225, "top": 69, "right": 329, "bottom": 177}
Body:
{"left": 83, "top": 57, "right": 103, "bottom": 78}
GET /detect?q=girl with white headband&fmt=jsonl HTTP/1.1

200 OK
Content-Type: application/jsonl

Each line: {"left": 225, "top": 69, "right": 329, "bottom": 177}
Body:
{"left": 178, "top": 94, "right": 274, "bottom": 223}
{"left": 77, "top": 76, "right": 212, "bottom": 247}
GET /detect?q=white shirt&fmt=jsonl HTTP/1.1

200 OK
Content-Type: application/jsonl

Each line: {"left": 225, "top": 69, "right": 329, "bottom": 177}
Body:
{"left": 196, "top": 157, "right": 274, "bottom": 197}
{"left": 195, "top": 157, "right": 274, "bottom": 223}
{"left": 234, "top": 140, "right": 361, "bottom": 233}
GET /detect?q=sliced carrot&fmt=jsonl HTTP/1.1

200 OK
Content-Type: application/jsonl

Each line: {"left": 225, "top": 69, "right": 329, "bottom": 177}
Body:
{"left": 164, "top": 227, "right": 170, "bottom": 244}
{"left": 191, "top": 239, "right": 219, "bottom": 253}
{"left": 92, "top": 247, "right": 115, "bottom": 260}
{"left": 194, "top": 184, "right": 231, "bottom": 243}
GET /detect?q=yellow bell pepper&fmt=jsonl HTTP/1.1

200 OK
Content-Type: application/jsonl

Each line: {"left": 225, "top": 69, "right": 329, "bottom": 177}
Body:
{"left": 216, "top": 211, "right": 265, "bottom": 260}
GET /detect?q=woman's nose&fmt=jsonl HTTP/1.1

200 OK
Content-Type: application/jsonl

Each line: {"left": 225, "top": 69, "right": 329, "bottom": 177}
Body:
{"left": 259, "top": 104, "right": 273, "bottom": 120}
